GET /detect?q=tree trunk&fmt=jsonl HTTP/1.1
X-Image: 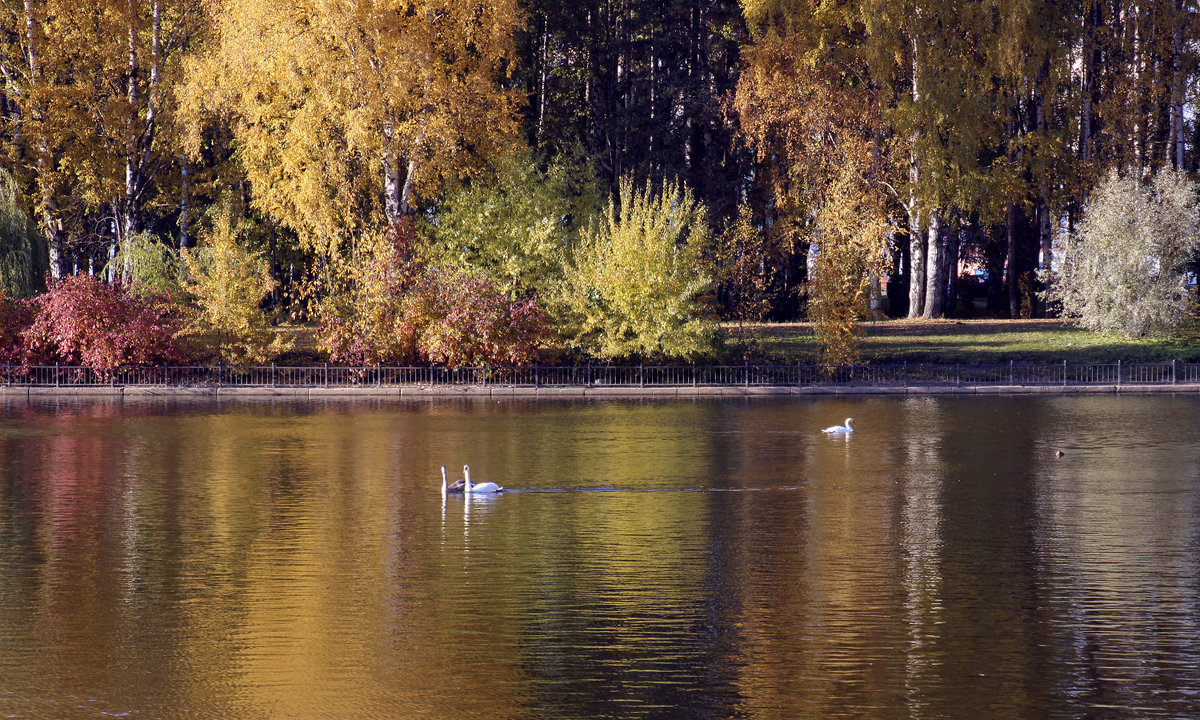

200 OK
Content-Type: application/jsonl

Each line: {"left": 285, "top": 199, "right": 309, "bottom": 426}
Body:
{"left": 1036, "top": 56, "right": 1052, "bottom": 281}
{"left": 922, "top": 211, "right": 943, "bottom": 318}
{"left": 906, "top": 35, "right": 924, "bottom": 318}
{"left": 1168, "top": 0, "right": 1185, "bottom": 169}
{"left": 180, "top": 155, "right": 190, "bottom": 249}
{"left": 1006, "top": 203, "right": 1019, "bottom": 318}
{"left": 24, "top": 0, "right": 63, "bottom": 279}
{"left": 383, "top": 152, "right": 403, "bottom": 222}
{"left": 1080, "top": 0, "right": 1100, "bottom": 172}
{"left": 908, "top": 211, "right": 925, "bottom": 318}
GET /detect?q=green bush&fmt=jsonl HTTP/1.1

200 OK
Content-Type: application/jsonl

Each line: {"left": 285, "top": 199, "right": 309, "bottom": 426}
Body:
{"left": 553, "top": 177, "right": 717, "bottom": 361}
{"left": 1046, "top": 169, "right": 1200, "bottom": 338}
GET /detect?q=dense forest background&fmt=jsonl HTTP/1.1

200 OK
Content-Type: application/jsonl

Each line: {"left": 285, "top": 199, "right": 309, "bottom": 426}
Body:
{"left": 2, "top": 1, "right": 1199, "bottom": 366}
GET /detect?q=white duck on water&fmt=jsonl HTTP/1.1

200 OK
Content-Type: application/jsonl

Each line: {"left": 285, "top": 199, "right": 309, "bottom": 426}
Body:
{"left": 463, "top": 464, "right": 503, "bottom": 494}
{"left": 822, "top": 418, "right": 855, "bottom": 434}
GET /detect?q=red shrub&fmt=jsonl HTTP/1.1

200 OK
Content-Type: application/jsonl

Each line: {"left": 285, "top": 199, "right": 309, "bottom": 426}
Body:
{"left": 0, "top": 290, "right": 31, "bottom": 364}
{"left": 22, "top": 275, "right": 184, "bottom": 371}
{"left": 409, "top": 267, "right": 549, "bottom": 367}
{"left": 320, "top": 220, "right": 550, "bottom": 367}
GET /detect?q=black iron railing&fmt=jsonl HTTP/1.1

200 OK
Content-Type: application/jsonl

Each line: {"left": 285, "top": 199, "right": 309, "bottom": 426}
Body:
{"left": 2, "top": 360, "right": 1198, "bottom": 388}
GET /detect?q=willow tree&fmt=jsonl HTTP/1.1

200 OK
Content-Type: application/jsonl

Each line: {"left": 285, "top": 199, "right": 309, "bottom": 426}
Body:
{"left": 1046, "top": 169, "right": 1200, "bottom": 337}
{"left": 183, "top": 0, "right": 523, "bottom": 254}
{"left": 734, "top": 1, "right": 891, "bottom": 363}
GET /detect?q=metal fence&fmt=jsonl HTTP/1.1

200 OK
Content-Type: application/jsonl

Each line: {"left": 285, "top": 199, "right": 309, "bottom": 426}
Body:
{"left": 3, "top": 360, "right": 1200, "bottom": 388}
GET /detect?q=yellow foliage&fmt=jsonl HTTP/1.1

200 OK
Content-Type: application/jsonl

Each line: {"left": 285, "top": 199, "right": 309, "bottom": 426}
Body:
{"left": 554, "top": 177, "right": 716, "bottom": 361}
{"left": 182, "top": 0, "right": 523, "bottom": 256}
{"left": 734, "top": 10, "right": 893, "bottom": 364}
{"left": 178, "top": 206, "right": 289, "bottom": 364}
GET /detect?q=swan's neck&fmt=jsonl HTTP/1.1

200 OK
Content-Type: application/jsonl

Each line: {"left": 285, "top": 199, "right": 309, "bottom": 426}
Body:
{"left": 464, "top": 466, "right": 472, "bottom": 493}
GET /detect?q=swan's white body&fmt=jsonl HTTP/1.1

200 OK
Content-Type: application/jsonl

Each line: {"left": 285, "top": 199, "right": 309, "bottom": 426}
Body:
{"left": 463, "top": 465, "right": 503, "bottom": 494}
{"left": 822, "top": 418, "right": 855, "bottom": 434}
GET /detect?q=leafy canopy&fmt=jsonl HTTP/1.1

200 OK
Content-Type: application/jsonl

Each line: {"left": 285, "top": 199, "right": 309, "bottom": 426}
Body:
{"left": 423, "top": 146, "right": 600, "bottom": 300}
{"left": 184, "top": 0, "right": 523, "bottom": 254}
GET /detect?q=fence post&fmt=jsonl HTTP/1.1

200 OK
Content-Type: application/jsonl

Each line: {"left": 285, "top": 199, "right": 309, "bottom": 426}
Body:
{"left": 640, "top": 363, "right": 644, "bottom": 388}
{"left": 1117, "top": 359, "right": 1121, "bottom": 387}
{"left": 587, "top": 363, "right": 592, "bottom": 387}
{"left": 6, "top": 361, "right": 9, "bottom": 387}
{"left": 744, "top": 361, "right": 749, "bottom": 388}
{"left": 956, "top": 363, "right": 960, "bottom": 386}
{"left": 378, "top": 362, "right": 382, "bottom": 388}
{"left": 1173, "top": 358, "right": 1177, "bottom": 385}
{"left": 324, "top": 362, "right": 329, "bottom": 388}
{"left": 1063, "top": 359, "right": 1068, "bottom": 387}
{"left": 272, "top": 363, "right": 276, "bottom": 388}
{"left": 217, "top": 361, "right": 222, "bottom": 388}
{"left": 1009, "top": 359, "right": 1014, "bottom": 385}
{"left": 903, "top": 360, "right": 907, "bottom": 388}
{"left": 55, "top": 361, "right": 59, "bottom": 388}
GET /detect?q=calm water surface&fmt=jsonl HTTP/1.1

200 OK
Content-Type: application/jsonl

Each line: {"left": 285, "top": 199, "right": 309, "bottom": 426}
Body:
{"left": 1, "top": 394, "right": 1199, "bottom": 719}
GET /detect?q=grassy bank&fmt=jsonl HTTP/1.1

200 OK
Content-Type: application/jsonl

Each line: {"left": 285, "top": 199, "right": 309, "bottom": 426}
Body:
{"left": 739, "top": 319, "right": 1200, "bottom": 364}
{"left": 272, "top": 318, "right": 1200, "bottom": 366}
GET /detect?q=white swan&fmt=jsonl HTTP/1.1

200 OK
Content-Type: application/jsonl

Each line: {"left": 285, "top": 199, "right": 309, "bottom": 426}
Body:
{"left": 822, "top": 418, "right": 855, "bottom": 434}
{"left": 463, "top": 464, "right": 503, "bottom": 494}
{"left": 441, "top": 465, "right": 464, "bottom": 495}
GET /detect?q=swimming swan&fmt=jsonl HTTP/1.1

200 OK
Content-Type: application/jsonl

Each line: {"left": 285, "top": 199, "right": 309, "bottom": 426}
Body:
{"left": 463, "top": 464, "right": 503, "bottom": 494}
{"left": 441, "top": 466, "right": 465, "bottom": 495}
{"left": 822, "top": 418, "right": 855, "bottom": 434}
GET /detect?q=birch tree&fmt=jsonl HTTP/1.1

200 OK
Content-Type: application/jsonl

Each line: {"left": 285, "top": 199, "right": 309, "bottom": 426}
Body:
{"left": 184, "top": 0, "right": 523, "bottom": 254}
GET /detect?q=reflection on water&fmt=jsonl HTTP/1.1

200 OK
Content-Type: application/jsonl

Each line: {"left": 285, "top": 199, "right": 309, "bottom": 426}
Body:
{"left": 1, "top": 394, "right": 1200, "bottom": 718}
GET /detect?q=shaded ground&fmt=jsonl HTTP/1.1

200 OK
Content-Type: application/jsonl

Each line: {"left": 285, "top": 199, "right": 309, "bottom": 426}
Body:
{"left": 739, "top": 318, "right": 1200, "bottom": 364}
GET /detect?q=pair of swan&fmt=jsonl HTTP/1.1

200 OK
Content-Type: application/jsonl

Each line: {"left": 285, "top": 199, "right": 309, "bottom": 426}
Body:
{"left": 440, "top": 464, "right": 503, "bottom": 495}
{"left": 822, "top": 418, "right": 854, "bottom": 434}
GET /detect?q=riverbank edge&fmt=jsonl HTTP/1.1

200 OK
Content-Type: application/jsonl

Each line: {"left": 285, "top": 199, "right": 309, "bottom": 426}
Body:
{"left": 3, "top": 383, "right": 1200, "bottom": 399}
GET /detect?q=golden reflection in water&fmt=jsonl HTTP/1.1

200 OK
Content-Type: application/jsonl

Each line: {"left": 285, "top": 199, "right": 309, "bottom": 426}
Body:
{"left": 2, "top": 396, "right": 1200, "bottom": 719}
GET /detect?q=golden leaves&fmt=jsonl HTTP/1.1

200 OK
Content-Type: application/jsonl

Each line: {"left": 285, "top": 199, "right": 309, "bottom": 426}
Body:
{"left": 183, "top": 0, "right": 522, "bottom": 255}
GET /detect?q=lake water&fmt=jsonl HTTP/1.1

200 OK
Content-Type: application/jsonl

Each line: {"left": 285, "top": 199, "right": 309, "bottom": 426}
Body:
{"left": 1, "top": 394, "right": 1199, "bottom": 719}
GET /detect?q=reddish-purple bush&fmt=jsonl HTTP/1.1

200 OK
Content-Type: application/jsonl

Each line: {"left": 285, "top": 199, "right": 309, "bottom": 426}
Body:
{"left": 22, "top": 275, "right": 184, "bottom": 371}
{"left": 0, "top": 290, "right": 31, "bottom": 364}
{"left": 409, "top": 267, "right": 548, "bottom": 367}
{"left": 320, "top": 219, "right": 550, "bottom": 366}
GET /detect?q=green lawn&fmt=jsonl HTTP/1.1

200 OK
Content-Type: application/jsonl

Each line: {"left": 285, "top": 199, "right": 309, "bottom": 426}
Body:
{"left": 274, "top": 318, "right": 1200, "bottom": 365}
{"left": 736, "top": 319, "right": 1200, "bottom": 364}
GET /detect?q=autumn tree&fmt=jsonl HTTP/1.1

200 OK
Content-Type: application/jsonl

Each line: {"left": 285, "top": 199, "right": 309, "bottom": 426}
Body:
{"left": 422, "top": 146, "right": 600, "bottom": 301}
{"left": 177, "top": 205, "right": 288, "bottom": 364}
{"left": 714, "top": 201, "right": 774, "bottom": 349}
{"left": 554, "top": 177, "right": 716, "bottom": 361}
{"left": 2, "top": 0, "right": 205, "bottom": 277}
{"left": 185, "top": 0, "right": 523, "bottom": 256}
{"left": 735, "top": 2, "right": 891, "bottom": 362}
